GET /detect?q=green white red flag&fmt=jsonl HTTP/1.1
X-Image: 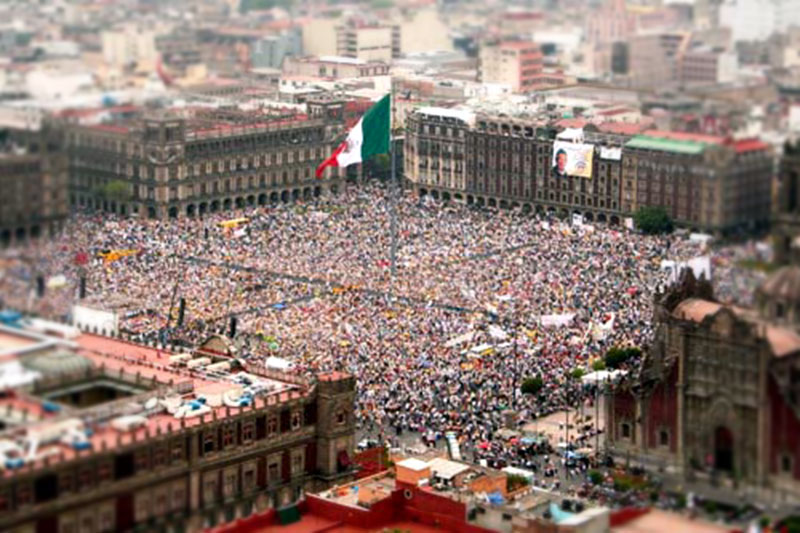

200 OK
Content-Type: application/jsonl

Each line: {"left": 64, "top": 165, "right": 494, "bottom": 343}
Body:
{"left": 316, "top": 94, "right": 390, "bottom": 178}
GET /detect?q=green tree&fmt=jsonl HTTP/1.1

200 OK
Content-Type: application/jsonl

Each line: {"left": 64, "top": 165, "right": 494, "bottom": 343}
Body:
{"left": 592, "top": 359, "right": 606, "bottom": 371}
{"left": 506, "top": 473, "right": 530, "bottom": 492}
{"left": 571, "top": 368, "right": 585, "bottom": 380}
{"left": 634, "top": 206, "right": 673, "bottom": 234}
{"left": 604, "top": 346, "right": 642, "bottom": 369}
{"left": 521, "top": 376, "right": 544, "bottom": 396}
{"left": 102, "top": 180, "right": 130, "bottom": 203}
{"left": 588, "top": 470, "right": 604, "bottom": 485}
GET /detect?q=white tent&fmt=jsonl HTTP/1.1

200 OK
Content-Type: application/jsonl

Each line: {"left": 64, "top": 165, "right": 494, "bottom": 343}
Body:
{"left": 539, "top": 313, "right": 576, "bottom": 328}
{"left": 265, "top": 356, "right": 294, "bottom": 371}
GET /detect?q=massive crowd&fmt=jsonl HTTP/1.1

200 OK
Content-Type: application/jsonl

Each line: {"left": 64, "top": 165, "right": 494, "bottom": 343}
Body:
{"left": 0, "top": 183, "right": 767, "bottom": 457}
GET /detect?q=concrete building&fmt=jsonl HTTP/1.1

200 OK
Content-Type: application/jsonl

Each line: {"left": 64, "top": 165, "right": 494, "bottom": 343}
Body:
{"left": 250, "top": 30, "right": 302, "bottom": 70}
{"left": 101, "top": 24, "right": 159, "bottom": 71}
{"left": 335, "top": 24, "right": 396, "bottom": 63}
{"left": 0, "top": 323, "right": 357, "bottom": 532}
{"left": 625, "top": 32, "right": 690, "bottom": 89}
{"left": 719, "top": 0, "right": 800, "bottom": 43}
{"left": 282, "top": 55, "right": 389, "bottom": 80}
{"left": 606, "top": 270, "right": 800, "bottom": 503}
{"left": 478, "top": 41, "right": 544, "bottom": 93}
{"left": 64, "top": 100, "right": 349, "bottom": 220}
{"left": 680, "top": 46, "right": 738, "bottom": 85}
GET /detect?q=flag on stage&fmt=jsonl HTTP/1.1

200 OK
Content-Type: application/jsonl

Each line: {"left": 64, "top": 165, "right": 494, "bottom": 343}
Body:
{"left": 316, "top": 94, "right": 390, "bottom": 178}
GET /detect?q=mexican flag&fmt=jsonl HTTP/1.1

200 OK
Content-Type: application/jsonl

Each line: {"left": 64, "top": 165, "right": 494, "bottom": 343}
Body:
{"left": 316, "top": 94, "right": 390, "bottom": 178}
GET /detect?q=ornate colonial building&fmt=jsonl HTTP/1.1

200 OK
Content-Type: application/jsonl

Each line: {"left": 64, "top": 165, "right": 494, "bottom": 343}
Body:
{"left": 0, "top": 126, "right": 69, "bottom": 247}
{"left": 405, "top": 108, "right": 773, "bottom": 232}
{"left": 65, "top": 99, "right": 348, "bottom": 220}
{"left": 606, "top": 271, "right": 800, "bottom": 502}
{"left": 0, "top": 329, "right": 357, "bottom": 533}
{"left": 773, "top": 139, "right": 800, "bottom": 265}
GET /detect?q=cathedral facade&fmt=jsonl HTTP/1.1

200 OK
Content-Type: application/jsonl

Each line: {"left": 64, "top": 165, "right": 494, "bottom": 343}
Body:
{"left": 606, "top": 271, "right": 800, "bottom": 502}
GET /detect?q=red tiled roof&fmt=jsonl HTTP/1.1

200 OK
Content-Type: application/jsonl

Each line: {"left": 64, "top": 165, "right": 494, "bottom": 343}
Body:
{"left": 88, "top": 124, "right": 130, "bottom": 134}
{"left": 598, "top": 122, "right": 651, "bottom": 135}
{"left": 556, "top": 118, "right": 588, "bottom": 128}
{"left": 732, "top": 138, "right": 770, "bottom": 153}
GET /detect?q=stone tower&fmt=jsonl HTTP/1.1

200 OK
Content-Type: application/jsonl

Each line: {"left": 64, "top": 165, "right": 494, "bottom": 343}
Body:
{"left": 773, "top": 140, "right": 800, "bottom": 265}
{"left": 314, "top": 372, "right": 357, "bottom": 483}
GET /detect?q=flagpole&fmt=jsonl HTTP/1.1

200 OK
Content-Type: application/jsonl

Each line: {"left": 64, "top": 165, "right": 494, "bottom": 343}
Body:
{"left": 389, "top": 83, "right": 398, "bottom": 294}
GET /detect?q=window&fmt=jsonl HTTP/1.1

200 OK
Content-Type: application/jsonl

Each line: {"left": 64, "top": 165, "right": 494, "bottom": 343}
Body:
{"left": 267, "top": 416, "right": 278, "bottom": 436}
{"left": 203, "top": 432, "right": 215, "bottom": 454}
{"left": 223, "top": 470, "right": 237, "bottom": 498}
{"left": 134, "top": 450, "right": 149, "bottom": 472}
{"left": 621, "top": 423, "right": 631, "bottom": 439}
{"left": 291, "top": 450, "right": 304, "bottom": 476}
{"left": 243, "top": 463, "right": 257, "bottom": 492}
{"left": 172, "top": 440, "right": 184, "bottom": 462}
{"left": 336, "top": 410, "right": 346, "bottom": 426}
{"left": 59, "top": 471, "right": 74, "bottom": 493}
{"left": 16, "top": 485, "right": 32, "bottom": 507}
{"left": 242, "top": 422, "right": 255, "bottom": 444}
{"left": 203, "top": 473, "right": 218, "bottom": 503}
{"left": 98, "top": 461, "right": 113, "bottom": 483}
{"left": 268, "top": 462, "right": 280, "bottom": 485}
{"left": 291, "top": 411, "right": 302, "bottom": 430}
{"left": 223, "top": 425, "right": 235, "bottom": 448}
{"left": 153, "top": 445, "right": 167, "bottom": 467}
{"left": 781, "top": 454, "right": 793, "bottom": 474}
{"left": 173, "top": 483, "right": 186, "bottom": 511}
{"left": 659, "top": 430, "right": 669, "bottom": 447}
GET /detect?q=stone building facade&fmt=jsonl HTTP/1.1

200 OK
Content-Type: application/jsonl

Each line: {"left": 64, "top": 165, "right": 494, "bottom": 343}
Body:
{"left": 606, "top": 271, "right": 800, "bottom": 502}
{"left": 0, "top": 361, "right": 357, "bottom": 533}
{"left": 773, "top": 139, "right": 800, "bottom": 265}
{"left": 65, "top": 100, "right": 348, "bottom": 220}
{"left": 405, "top": 108, "right": 626, "bottom": 224}
{"left": 405, "top": 109, "right": 774, "bottom": 231}
{"left": 0, "top": 125, "right": 69, "bottom": 246}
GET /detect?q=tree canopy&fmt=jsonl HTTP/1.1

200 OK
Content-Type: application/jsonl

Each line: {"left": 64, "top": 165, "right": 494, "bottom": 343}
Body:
{"left": 521, "top": 376, "right": 544, "bottom": 396}
{"left": 634, "top": 206, "right": 673, "bottom": 235}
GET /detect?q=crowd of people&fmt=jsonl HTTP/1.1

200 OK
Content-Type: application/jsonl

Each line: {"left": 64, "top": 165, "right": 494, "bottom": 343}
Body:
{"left": 0, "top": 183, "right": 766, "bottom": 459}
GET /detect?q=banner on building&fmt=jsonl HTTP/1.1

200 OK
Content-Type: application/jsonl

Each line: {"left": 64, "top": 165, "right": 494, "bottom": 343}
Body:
{"left": 551, "top": 141, "right": 594, "bottom": 178}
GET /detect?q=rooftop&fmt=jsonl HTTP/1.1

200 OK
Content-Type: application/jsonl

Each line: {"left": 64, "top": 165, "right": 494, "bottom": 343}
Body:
{"left": 0, "top": 323, "right": 318, "bottom": 477}
{"left": 625, "top": 134, "right": 708, "bottom": 155}
{"left": 671, "top": 298, "right": 800, "bottom": 358}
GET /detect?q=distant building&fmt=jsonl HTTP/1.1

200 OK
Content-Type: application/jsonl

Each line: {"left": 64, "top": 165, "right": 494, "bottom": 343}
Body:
{"left": 101, "top": 24, "right": 158, "bottom": 70}
{"left": 680, "top": 46, "right": 738, "bottom": 85}
{"left": 625, "top": 32, "right": 690, "bottom": 89}
{"left": 335, "top": 24, "right": 397, "bottom": 63}
{"left": 478, "top": 40, "right": 544, "bottom": 93}
{"left": 251, "top": 29, "right": 302, "bottom": 70}
{"left": 719, "top": 0, "right": 800, "bottom": 43}
{"left": 282, "top": 55, "right": 389, "bottom": 80}
{"left": 606, "top": 270, "right": 800, "bottom": 503}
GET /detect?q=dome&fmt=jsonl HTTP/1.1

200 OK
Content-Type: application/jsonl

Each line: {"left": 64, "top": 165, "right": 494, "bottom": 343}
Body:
{"left": 758, "top": 265, "right": 800, "bottom": 303}
{"left": 23, "top": 350, "right": 94, "bottom": 378}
